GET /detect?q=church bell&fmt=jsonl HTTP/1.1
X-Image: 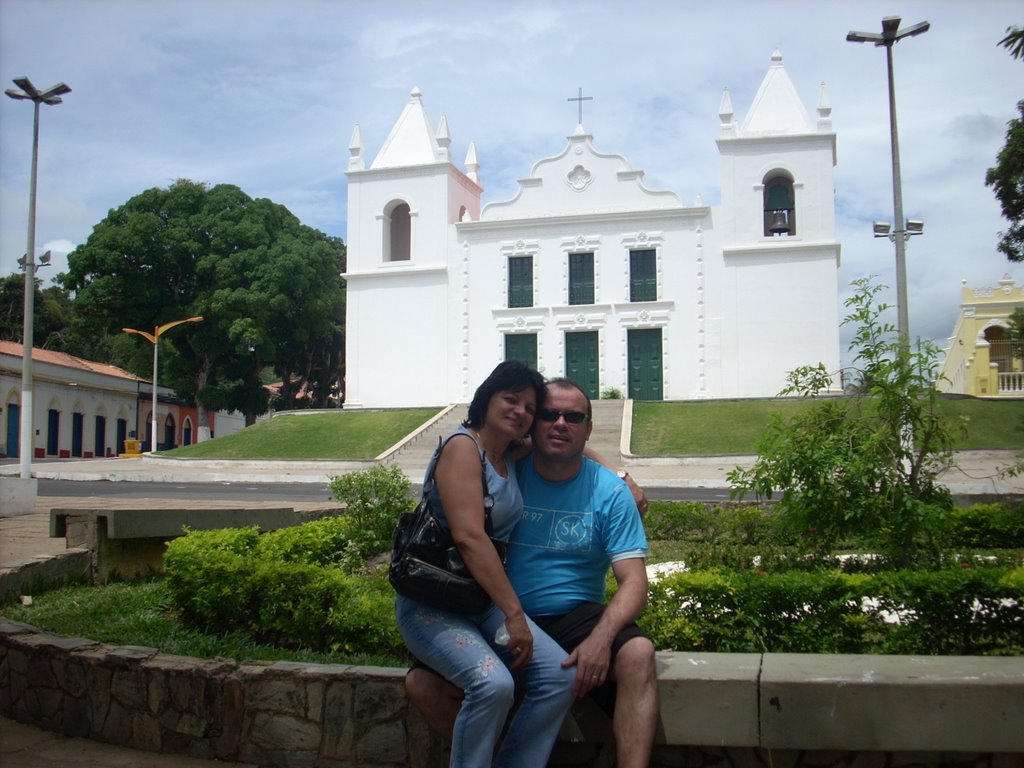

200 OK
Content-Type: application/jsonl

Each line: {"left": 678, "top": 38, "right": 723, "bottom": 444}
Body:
{"left": 768, "top": 210, "right": 790, "bottom": 235}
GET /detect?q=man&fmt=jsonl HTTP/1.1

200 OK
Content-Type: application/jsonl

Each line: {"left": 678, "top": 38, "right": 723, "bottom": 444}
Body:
{"left": 406, "top": 378, "right": 659, "bottom": 768}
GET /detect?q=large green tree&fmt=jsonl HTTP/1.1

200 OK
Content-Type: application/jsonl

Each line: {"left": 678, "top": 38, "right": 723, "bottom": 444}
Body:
{"left": 61, "top": 180, "right": 346, "bottom": 431}
{"left": 985, "top": 25, "right": 1024, "bottom": 262}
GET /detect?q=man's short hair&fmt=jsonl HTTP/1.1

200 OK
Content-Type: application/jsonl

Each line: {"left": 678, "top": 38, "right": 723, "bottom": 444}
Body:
{"left": 544, "top": 377, "right": 592, "bottom": 419}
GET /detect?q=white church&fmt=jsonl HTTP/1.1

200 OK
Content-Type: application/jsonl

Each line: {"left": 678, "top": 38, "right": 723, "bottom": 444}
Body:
{"left": 343, "top": 51, "right": 840, "bottom": 407}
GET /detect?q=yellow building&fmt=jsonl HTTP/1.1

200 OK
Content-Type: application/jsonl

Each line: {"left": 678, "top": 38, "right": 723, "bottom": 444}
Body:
{"left": 938, "top": 274, "right": 1024, "bottom": 397}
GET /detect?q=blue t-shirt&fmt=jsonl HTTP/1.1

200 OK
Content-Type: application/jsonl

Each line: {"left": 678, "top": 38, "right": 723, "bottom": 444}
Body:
{"left": 506, "top": 456, "right": 648, "bottom": 617}
{"left": 424, "top": 427, "right": 522, "bottom": 541}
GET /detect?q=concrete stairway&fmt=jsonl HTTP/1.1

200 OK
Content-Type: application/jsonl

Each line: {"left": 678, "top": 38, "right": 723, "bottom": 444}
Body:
{"left": 382, "top": 405, "right": 467, "bottom": 478}
{"left": 384, "top": 399, "right": 627, "bottom": 479}
{"left": 586, "top": 399, "right": 626, "bottom": 463}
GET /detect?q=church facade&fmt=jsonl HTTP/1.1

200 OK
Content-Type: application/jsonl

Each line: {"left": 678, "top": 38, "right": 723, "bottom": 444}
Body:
{"left": 343, "top": 51, "right": 840, "bottom": 407}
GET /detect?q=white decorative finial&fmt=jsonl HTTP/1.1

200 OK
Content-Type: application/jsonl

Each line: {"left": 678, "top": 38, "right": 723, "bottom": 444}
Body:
{"left": 348, "top": 124, "right": 364, "bottom": 171}
{"left": 465, "top": 140, "right": 479, "bottom": 184}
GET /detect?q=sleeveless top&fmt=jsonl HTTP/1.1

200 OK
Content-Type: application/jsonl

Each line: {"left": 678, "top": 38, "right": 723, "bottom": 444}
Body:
{"left": 423, "top": 425, "right": 523, "bottom": 542}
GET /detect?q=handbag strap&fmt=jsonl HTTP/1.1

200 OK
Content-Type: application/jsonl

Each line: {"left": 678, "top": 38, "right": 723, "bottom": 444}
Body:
{"left": 423, "top": 432, "right": 495, "bottom": 535}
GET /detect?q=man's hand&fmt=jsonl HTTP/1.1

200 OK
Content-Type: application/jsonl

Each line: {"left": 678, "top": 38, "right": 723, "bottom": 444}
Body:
{"left": 562, "top": 632, "right": 613, "bottom": 697}
{"left": 624, "top": 473, "right": 649, "bottom": 516}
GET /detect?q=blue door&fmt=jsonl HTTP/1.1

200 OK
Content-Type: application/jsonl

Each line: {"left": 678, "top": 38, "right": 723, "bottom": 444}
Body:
{"left": 94, "top": 415, "right": 106, "bottom": 457}
{"left": 72, "top": 412, "right": 84, "bottom": 457}
{"left": 47, "top": 409, "right": 60, "bottom": 455}
{"left": 5, "top": 403, "right": 19, "bottom": 458}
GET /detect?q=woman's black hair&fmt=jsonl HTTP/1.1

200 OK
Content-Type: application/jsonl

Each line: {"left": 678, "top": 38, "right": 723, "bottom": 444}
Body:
{"left": 463, "top": 361, "right": 546, "bottom": 429}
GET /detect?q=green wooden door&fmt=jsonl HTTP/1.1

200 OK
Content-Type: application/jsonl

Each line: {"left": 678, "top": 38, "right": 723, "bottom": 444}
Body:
{"left": 628, "top": 328, "right": 663, "bottom": 400}
{"left": 505, "top": 333, "right": 537, "bottom": 369}
{"left": 565, "top": 331, "right": 599, "bottom": 399}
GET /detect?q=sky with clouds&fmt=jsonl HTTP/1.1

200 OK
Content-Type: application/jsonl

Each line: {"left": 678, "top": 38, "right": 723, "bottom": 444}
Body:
{"left": 1, "top": 0, "right": 1021, "bottom": 366}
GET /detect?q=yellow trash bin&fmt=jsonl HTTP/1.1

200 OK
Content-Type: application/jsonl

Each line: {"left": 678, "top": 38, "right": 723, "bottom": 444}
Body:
{"left": 119, "top": 439, "right": 142, "bottom": 458}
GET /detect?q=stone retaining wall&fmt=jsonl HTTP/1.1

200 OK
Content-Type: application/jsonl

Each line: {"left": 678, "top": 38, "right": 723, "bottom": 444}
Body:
{"left": 2, "top": 618, "right": 1021, "bottom": 768}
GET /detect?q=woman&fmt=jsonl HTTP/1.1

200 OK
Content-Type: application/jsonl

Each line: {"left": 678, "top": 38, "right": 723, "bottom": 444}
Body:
{"left": 395, "top": 361, "right": 576, "bottom": 767}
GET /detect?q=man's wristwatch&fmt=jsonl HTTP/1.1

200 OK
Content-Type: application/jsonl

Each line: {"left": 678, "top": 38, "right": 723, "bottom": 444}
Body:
{"left": 616, "top": 470, "right": 629, "bottom": 480}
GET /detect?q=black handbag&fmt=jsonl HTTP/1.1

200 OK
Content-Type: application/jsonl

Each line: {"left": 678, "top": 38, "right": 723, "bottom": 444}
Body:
{"left": 389, "top": 435, "right": 508, "bottom": 613}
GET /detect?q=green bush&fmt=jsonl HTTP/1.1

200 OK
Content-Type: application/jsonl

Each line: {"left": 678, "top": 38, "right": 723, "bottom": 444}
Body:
{"left": 163, "top": 465, "right": 412, "bottom": 656}
{"left": 328, "top": 464, "right": 414, "bottom": 557}
{"left": 642, "top": 567, "right": 1024, "bottom": 655}
{"left": 251, "top": 561, "right": 403, "bottom": 655}
{"left": 943, "top": 501, "right": 1024, "bottom": 549}
{"left": 163, "top": 527, "right": 261, "bottom": 631}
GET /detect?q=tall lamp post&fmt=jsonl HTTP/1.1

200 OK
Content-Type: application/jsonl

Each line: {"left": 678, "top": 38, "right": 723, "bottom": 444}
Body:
{"left": 122, "top": 317, "right": 203, "bottom": 451}
{"left": 847, "top": 16, "right": 929, "bottom": 343}
{"left": 5, "top": 77, "right": 71, "bottom": 479}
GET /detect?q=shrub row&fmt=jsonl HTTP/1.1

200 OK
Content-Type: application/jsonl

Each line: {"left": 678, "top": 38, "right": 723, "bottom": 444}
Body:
{"left": 162, "top": 491, "right": 1022, "bottom": 659}
{"left": 642, "top": 567, "right": 1024, "bottom": 656}
{"left": 645, "top": 499, "right": 1024, "bottom": 552}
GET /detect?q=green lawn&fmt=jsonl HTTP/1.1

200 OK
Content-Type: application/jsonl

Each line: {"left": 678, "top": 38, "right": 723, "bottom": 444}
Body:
{"left": 631, "top": 396, "right": 1024, "bottom": 455}
{"left": 161, "top": 408, "right": 442, "bottom": 460}
{"left": 157, "top": 398, "right": 1023, "bottom": 461}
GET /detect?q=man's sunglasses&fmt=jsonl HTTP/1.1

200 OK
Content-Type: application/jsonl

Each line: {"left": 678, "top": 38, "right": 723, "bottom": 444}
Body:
{"left": 537, "top": 408, "right": 589, "bottom": 424}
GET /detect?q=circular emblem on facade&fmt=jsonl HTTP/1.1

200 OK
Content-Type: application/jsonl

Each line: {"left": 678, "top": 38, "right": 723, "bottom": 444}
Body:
{"left": 575, "top": 313, "right": 586, "bottom": 325}
{"left": 639, "top": 310, "right": 650, "bottom": 322}
{"left": 637, "top": 232, "right": 648, "bottom": 242}
{"left": 515, "top": 317, "right": 526, "bottom": 328}
{"left": 567, "top": 165, "right": 593, "bottom": 192}
{"left": 515, "top": 239, "right": 525, "bottom": 250}
{"left": 576, "top": 235, "right": 586, "bottom": 247}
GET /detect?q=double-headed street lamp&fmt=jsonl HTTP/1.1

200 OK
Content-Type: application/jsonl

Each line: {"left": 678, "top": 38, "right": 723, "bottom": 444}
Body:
{"left": 847, "top": 16, "right": 929, "bottom": 343}
{"left": 122, "top": 317, "right": 203, "bottom": 451}
{"left": 5, "top": 77, "right": 71, "bottom": 479}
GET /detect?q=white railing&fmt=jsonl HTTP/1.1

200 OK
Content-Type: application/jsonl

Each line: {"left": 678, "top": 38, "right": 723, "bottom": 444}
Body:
{"left": 998, "top": 370, "right": 1024, "bottom": 394}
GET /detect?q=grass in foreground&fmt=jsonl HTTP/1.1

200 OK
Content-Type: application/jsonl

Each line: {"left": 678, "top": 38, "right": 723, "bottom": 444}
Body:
{"left": 160, "top": 408, "right": 442, "bottom": 460}
{"left": 1, "top": 579, "right": 405, "bottom": 667}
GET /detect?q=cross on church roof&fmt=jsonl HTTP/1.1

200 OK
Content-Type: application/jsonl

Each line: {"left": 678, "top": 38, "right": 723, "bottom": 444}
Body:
{"left": 568, "top": 87, "right": 593, "bottom": 126}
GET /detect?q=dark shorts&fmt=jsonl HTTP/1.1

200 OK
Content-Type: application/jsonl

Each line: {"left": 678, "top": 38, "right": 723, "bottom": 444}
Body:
{"left": 409, "top": 601, "right": 648, "bottom": 717}
{"left": 534, "top": 601, "right": 647, "bottom": 716}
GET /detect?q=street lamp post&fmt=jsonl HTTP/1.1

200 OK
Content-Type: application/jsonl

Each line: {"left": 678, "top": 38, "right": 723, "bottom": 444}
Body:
{"left": 5, "top": 77, "right": 71, "bottom": 479}
{"left": 847, "top": 16, "right": 929, "bottom": 343}
{"left": 122, "top": 317, "right": 203, "bottom": 451}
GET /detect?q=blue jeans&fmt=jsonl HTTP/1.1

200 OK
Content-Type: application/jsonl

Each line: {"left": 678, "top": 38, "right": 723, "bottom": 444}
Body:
{"left": 396, "top": 596, "right": 576, "bottom": 767}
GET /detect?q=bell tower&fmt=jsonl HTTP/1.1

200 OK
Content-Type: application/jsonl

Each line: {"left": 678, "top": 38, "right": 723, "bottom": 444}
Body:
{"left": 713, "top": 50, "right": 841, "bottom": 393}
{"left": 344, "top": 88, "right": 482, "bottom": 406}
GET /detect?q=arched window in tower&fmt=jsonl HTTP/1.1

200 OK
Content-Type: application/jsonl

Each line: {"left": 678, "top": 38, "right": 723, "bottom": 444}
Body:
{"left": 384, "top": 200, "right": 411, "bottom": 261}
{"left": 763, "top": 172, "right": 795, "bottom": 237}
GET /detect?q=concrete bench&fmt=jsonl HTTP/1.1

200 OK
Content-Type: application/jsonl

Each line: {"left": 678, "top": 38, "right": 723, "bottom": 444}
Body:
{"left": 49, "top": 507, "right": 304, "bottom": 584}
{"left": 551, "top": 651, "right": 1023, "bottom": 765}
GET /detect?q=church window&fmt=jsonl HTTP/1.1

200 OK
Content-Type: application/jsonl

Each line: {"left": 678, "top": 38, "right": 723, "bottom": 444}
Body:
{"left": 763, "top": 173, "right": 796, "bottom": 237}
{"left": 568, "top": 252, "right": 594, "bottom": 305}
{"left": 508, "top": 256, "right": 533, "bottom": 308}
{"left": 385, "top": 201, "right": 411, "bottom": 261}
{"left": 629, "top": 249, "right": 656, "bottom": 302}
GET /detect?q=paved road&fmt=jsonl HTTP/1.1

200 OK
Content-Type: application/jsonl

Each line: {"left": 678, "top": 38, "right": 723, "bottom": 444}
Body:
{"left": 35, "top": 477, "right": 732, "bottom": 503}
